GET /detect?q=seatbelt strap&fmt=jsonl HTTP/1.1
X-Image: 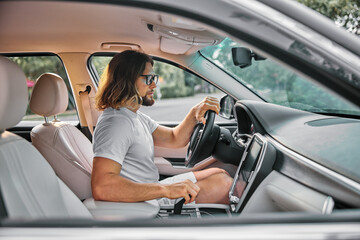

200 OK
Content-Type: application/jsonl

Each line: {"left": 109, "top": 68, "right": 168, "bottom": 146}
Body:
{"left": 79, "top": 85, "right": 94, "bottom": 135}
{"left": 0, "top": 185, "right": 8, "bottom": 218}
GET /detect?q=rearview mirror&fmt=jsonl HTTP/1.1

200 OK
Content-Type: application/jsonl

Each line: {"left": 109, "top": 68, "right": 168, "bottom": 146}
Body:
{"left": 232, "top": 47, "right": 266, "bottom": 68}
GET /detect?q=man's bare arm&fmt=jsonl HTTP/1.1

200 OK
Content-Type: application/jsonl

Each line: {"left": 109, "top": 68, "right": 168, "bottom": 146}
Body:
{"left": 152, "top": 97, "right": 220, "bottom": 149}
{"left": 91, "top": 157, "right": 199, "bottom": 203}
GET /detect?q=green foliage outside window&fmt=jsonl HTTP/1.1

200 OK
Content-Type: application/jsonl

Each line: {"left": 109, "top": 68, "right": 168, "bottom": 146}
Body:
{"left": 91, "top": 56, "right": 218, "bottom": 99}
{"left": 153, "top": 62, "right": 216, "bottom": 99}
{"left": 200, "top": 38, "right": 358, "bottom": 115}
{"left": 7, "top": 56, "right": 76, "bottom": 118}
{"left": 297, "top": 0, "right": 359, "bottom": 35}
{"left": 91, "top": 56, "right": 111, "bottom": 80}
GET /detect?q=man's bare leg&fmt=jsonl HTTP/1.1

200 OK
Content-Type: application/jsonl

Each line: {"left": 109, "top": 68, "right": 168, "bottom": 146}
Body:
{"left": 193, "top": 168, "right": 229, "bottom": 181}
{"left": 194, "top": 172, "right": 233, "bottom": 204}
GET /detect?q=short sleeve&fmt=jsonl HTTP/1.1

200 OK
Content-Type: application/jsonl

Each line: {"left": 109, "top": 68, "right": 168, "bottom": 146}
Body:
{"left": 138, "top": 111, "right": 159, "bottom": 133}
{"left": 93, "top": 116, "right": 133, "bottom": 165}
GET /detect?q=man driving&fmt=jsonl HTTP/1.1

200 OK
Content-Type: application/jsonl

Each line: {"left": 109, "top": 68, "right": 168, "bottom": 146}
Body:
{"left": 92, "top": 50, "right": 233, "bottom": 205}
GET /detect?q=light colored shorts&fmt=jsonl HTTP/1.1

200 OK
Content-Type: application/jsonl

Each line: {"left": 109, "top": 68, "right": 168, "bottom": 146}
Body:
{"left": 157, "top": 172, "right": 197, "bottom": 206}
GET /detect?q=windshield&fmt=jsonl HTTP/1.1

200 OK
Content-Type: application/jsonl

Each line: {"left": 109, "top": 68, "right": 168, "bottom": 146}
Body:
{"left": 201, "top": 38, "right": 360, "bottom": 117}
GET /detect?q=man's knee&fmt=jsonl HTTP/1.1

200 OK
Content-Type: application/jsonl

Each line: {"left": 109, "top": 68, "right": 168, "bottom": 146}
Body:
{"left": 207, "top": 171, "right": 233, "bottom": 192}
{"left": 194, "top": 171, "right": 233, "bottom": 204}
{"left": 211, "top": 167, "right": 230, "bottom": 176}
{"left": 194, "top": 167, "right": 229, "bottom": 181}
{"left": 217, "top": 172, "right": 233, "bottom": 190}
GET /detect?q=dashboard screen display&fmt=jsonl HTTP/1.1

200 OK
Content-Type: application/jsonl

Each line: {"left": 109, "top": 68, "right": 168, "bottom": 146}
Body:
{"left": 241, "top": 138, "right": 262, "bottom": 182}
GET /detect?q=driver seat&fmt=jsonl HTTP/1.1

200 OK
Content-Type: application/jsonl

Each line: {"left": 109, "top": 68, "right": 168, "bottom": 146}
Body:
{"left": 29, "top": 73, "right": 93, "bottom": 200}
{"left": 0, "top": 56, "right": 92, "bottom": 219}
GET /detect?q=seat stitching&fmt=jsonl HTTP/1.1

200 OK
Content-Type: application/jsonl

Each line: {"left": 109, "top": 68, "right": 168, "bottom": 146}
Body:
{"left": 61, "top": 124, "right": 92, "bottom": 171}
{"left": 33, "top": 134, "right": 91, "bottom": 176}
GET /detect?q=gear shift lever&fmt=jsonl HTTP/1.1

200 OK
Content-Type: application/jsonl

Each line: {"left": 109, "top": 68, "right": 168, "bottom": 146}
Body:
{"left": 174, "top": 198, "right": 186, "bottom": 215}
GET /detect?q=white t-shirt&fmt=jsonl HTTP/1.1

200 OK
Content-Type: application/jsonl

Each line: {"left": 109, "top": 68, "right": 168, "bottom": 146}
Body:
{"left": 93, "top": 107, "right": 160, "bottom": 183}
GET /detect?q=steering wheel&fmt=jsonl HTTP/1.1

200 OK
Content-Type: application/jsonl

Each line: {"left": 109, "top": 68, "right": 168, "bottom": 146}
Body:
{"left": 185, "top": 110, "right": 219, "bottom": 168}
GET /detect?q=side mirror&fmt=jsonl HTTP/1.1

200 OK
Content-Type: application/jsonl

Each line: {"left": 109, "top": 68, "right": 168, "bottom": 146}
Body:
{"left": 232, "top": 47, "right": 266, "bottom": 68}
{"left": 219, "top": 95, "right": 235, "bottom": 119}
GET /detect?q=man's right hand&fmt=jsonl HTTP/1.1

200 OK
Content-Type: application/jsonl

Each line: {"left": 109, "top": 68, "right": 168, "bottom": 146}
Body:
{"left": 164, "top": 179, "right": 200, "bottom": 204}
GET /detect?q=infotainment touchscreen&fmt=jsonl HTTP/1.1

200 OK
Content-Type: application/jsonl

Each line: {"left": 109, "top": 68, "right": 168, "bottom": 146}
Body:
{"left": 228, "top": 134, "right": 265, "bottom": 209}
{"left": 240, "top": 137, "right": 262, "bottom": 182}
{"left": 228, "top": 134, "right": 276, "bottom": 212}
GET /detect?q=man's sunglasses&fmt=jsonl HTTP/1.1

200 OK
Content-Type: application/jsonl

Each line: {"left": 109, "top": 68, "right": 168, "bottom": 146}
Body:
{"left": 141, "top": 74, "right": 159, "bottom": 85}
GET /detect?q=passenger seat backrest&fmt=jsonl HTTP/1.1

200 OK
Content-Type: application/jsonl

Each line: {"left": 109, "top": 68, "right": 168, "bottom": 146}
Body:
{"left": 0, "top": 56, "right": 91, "bottom": 219}
{"left": 30, "top": 73, "right": 93, "bottom": 200}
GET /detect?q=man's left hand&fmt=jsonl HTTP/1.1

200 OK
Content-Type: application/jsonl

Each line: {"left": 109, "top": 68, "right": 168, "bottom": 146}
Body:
{"left": 192, "top": 96, "right": 220, "bottom": 124}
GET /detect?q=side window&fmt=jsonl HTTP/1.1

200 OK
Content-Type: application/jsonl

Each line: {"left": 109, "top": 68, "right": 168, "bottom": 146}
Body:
{"left": 90, "top": 55, "right": 233, "bottom": 123}
{"left": 91, "top": 56, "right": 112, "bottom": 82}
{"left": 7, "top": 55, "right": 78, "bottom": 124}
{"left": 149, "top": 61, "right": 228, "bottom": 123}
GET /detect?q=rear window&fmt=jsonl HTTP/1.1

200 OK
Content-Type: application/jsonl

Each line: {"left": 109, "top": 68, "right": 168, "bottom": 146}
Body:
{"left": 6, "top": 55, "right": 78, "bottom": 125}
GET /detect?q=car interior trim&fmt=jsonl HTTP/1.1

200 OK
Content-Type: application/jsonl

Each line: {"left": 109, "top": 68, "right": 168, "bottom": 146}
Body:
{"left": 267, "top": 136, "right": 360, "bottom": 203}
{"left": 241, "top": 171, "right": 335, "bottom": 214}
{"left": 0, "top": 186, "right": 8, "bottom": 218}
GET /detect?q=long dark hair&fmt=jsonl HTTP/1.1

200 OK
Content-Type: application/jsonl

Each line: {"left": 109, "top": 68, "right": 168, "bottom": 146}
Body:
{"left": 95, "top": 50, "right": 153, "bottom": 110}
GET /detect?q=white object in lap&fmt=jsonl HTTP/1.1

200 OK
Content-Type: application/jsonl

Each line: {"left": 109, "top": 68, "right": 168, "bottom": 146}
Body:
{"left": 158, "top": 172, "right": 197, "bottom": 206}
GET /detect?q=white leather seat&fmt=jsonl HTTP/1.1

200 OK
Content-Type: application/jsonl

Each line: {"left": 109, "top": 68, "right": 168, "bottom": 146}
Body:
{"left": 29, "top": 73, "right": 93, "bottom": 200}
{"left": 28, "top": 73, "right": 163, "bottom": 218}
{"left": 0, "top": 56, "right": 92, "bottom": 219}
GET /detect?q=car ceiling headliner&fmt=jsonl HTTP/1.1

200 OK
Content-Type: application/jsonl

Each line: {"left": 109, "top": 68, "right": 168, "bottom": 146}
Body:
{"left": 0, "top": 1, "right": 207, "bottom": 57}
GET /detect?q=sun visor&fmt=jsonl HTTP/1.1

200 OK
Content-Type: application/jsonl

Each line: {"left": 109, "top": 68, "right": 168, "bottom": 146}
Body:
{"left": 160, "top": 37, "right": 193, "bottom": 54}
{"left": 146, "top": 22, "right": 224, "bottom": 55}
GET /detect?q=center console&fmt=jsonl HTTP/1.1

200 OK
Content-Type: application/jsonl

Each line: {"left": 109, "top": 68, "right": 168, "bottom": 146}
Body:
{"left": 229, "top": 133, "right": 276, "bottom": 212}
{"left": 159, "top": 134, "right": 276, "bottom": 218}
{"left": 159, "top": 202, "right": 231, "bottom": 218}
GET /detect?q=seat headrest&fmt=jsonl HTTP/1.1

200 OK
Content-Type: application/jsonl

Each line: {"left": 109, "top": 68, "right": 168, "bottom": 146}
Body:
{"left": 30, "top": 73, "right": 69, "bottom": 117}
{"left": 0, "top": 56, "right": 28, "bottom": 131}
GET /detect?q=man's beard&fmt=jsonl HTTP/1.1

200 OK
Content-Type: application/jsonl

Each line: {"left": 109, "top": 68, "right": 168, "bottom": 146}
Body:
{"left": 141, "top": 94, "right": 155, "bottom": 106}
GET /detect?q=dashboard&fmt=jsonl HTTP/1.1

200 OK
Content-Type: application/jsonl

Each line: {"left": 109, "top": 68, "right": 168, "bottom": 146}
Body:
{"left": 223, "top": 100, "right": 360, "bottom": 214}
{"left": 157, "top": 99, "right": 360, "bottom": 217}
